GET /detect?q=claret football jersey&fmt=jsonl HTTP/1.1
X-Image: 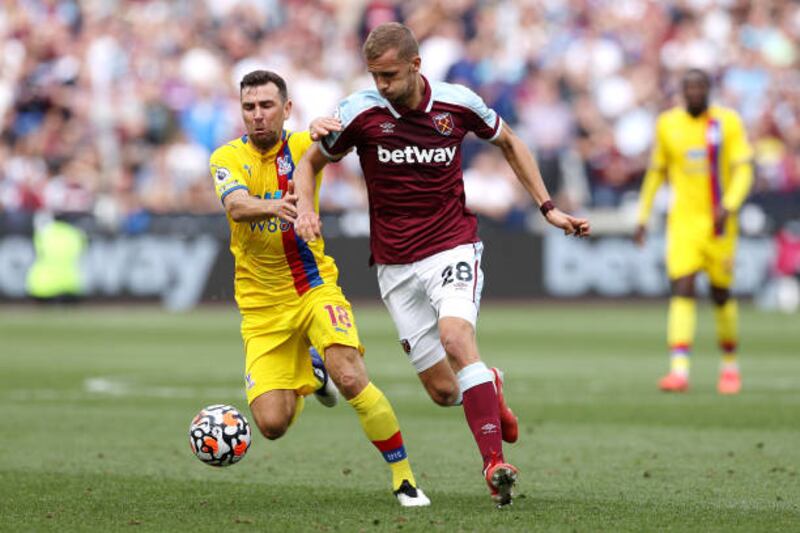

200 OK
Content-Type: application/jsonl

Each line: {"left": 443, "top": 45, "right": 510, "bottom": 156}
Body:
{"left": 320, "top": 75, "right": 502, "bottom": 265}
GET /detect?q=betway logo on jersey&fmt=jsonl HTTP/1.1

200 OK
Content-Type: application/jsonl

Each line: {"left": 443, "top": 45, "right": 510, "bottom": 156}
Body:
{"left": 377, "top": 144, "right": 457, "bottom": 166}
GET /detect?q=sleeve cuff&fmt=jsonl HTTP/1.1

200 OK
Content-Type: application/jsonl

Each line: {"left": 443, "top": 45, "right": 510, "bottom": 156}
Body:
{"left": 318, "top": 140, "right": 345, "bottom": 162}
{"left": 220, "top": 185, "right": 249, "bottom": 205}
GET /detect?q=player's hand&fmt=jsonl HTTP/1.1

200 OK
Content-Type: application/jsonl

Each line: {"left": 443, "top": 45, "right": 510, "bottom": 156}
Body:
{"left": 633, "top": 224, "right": 647, "bottom": 247}
{"left": 309, "top": 116, "right": 343, "bottom": 141}
{"left": 295, "top": 210, "right": 322, "bottom": 242}
{"left": 270, "top": 181, "right": 297, "bottom": 223}
{"left": 545, "top": 208, "right": 591, "bottom": 237}
{"left": 714, "top": 206, "right": 728, "bottom": 233}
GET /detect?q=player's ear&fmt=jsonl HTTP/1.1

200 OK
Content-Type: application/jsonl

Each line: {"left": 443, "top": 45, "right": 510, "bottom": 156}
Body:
{"left": 283, "top": 98, "right": 293, "bottom": 121}
{"left": 410, "top": 55, "right": 421, "bottom": 73}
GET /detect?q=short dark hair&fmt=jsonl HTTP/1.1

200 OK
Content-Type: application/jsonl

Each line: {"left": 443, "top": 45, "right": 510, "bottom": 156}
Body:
{"left": 240, "top": 70, "right": 288, "bottom": 101}
{"left": 682, "top": 68, "right": 711, "bottom": 87}
{"left": 363, "top": 22, "right": 419, "bottom": 61}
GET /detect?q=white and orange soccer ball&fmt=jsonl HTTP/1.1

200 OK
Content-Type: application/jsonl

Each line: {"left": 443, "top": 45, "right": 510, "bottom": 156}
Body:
{"left": 189, "top": 404, "right": 251, "bottom": 467}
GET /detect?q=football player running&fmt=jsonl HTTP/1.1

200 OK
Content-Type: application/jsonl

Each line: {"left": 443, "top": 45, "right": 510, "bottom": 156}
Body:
{"left": 296, "top": 23, "right": 590, "bottom": 506}
{"left": 209, "top": 69, "right": 428, "bottom": 507}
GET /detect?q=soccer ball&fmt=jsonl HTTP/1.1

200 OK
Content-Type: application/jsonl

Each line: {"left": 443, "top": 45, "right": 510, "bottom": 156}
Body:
{"left": 189, "top": 404, "right": 251, "bottom": 467}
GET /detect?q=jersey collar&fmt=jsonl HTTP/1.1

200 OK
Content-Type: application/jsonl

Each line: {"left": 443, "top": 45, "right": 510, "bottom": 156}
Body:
{"left": 241, "top": 130, "right": 286, "bottom": 159}
{"left": 385, "top": 74, "right": 433, "bottom": 118}
{"left": 681, "top": 105, "right": 718, "bottom": 121}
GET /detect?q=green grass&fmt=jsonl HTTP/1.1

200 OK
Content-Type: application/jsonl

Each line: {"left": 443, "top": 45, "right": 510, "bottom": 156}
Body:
{"left": 1, "top": 303, "right": 798, "bottom": 532}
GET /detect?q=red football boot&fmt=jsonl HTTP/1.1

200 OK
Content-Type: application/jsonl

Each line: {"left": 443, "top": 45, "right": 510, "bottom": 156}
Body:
{"left": 491, "top": 368, "right": 519, "bottom": 443}
{"left": 484, "top": 457, "right": 519, "bottom": 507}
{"left": 717, "top": 368, "right": 741, "bottom": 395}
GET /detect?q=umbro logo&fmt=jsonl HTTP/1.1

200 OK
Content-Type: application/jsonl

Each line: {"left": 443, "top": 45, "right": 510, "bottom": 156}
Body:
{"left": 480, "top": 423, "right": 498, "bottom": 434}
{"left": 379, "top": 121, "right": 396, "bottom": 134}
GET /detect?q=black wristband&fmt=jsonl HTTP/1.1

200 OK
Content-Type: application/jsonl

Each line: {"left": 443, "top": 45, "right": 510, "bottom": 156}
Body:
{"left": 539, "top": 200, "right": 555, "bottom": 216}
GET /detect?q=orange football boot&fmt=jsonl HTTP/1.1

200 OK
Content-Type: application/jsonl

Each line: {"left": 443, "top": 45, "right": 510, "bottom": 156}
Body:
{"left": 717, "top": 369, "right": 741, "bottom": 394}
{"left": 658, "top": 372, "right": 689, "bottom": 392}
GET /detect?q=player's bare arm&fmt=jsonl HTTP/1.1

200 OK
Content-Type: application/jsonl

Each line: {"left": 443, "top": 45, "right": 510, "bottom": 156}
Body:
{"left": 635, "top": 165, "right": 667, "bottom": 247}
{"left": 293, "top": 143, "right": 330, "bottom": 241}
{"left": 491, "top": 122, "right": 591, "bottom": 237}
{"left": 223, "top": 186, "right": 297, "bottom": 224}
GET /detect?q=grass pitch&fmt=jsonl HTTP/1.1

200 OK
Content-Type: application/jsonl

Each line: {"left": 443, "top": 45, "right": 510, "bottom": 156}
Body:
{"left": 1, "top": 302, "right": 798, "bottom": 532}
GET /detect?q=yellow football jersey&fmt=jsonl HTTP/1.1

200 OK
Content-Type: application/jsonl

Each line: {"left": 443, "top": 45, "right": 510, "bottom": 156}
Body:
{"left": 638, "top": 105, "right": 753, "bottom": 237}
{"left": 209, "top": 130, "right": 339, "bottom": 309}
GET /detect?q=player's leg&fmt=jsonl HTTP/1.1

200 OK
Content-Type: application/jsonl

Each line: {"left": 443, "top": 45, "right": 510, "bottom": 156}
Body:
{"left": 241, "top": 307, "right": 316, "bottom": 440}
{"left": 424, "top": 242, "right": 518, "bottom": 506}
{"left": 662, "top": 234, "right": 702, "bottom": 391}
{"left": 711, "top": 285, "right": 740, "bottom": 393}
{"left": 438, "top": 315, "right": 518, "bottom": 506}
{"left": 306, "top": 286, "right": 429, "bottom": 506}
{"left": 377, "top": 263, "right": 460, "bottom": 406}
{"left": 417, "top": 360, "right": 460, "bottom": 406}
{"left": 709, "top": 238, "right": 740, "bottom": 394}
{"left": 249, "top": 389, "right": 302, "bottom": 440}
{"left": 324, "top": 343, "right": 428, "bottom": 506}
{"left": 661, "top": 273, "right": 697, "bottom": 391}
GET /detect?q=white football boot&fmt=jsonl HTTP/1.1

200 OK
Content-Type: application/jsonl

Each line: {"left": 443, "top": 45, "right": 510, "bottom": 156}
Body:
{"left": 393, "top": 480, "right": 431, "bottom": 507}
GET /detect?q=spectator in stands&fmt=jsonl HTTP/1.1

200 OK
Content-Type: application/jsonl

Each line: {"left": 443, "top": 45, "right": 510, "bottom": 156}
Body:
{"left": 1, "top": 0, "right": 798, "bottom": 233}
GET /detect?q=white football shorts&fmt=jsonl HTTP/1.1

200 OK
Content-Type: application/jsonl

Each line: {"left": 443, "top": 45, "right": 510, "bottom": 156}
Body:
{"left": 376, "top": 241, "right": 484, "bottom": 373}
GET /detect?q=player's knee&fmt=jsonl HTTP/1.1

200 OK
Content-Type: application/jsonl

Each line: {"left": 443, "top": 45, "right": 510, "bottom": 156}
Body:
{"left": 671, "top": 276, "right": 696, "bottom": 297}
{"left": 427, "top": 382, "right": 459, "bottom": 406}
{"left": 251, "top": 408, "right": 291, "bottom": 440}
{"left": 711, "top": 287, "right": 730, "bottom": 306}
{"left": 254, "top": 416, "right": 289, "bottom": 440}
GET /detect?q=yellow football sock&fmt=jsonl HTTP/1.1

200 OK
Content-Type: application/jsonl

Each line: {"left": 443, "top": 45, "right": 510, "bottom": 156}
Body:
{"left": 667, "top": 296, "right": 695, "bottom": 375}
{"left": 668, "top": 296, "right": 696, "bottom": 349}
{"left": 348, "top": 382, "right": 416, "bottom": 491}
{"left": 715, "top": 300, "right": 738, "bottom": 369}
{"left": 670, "top": 353, "right": 690, "bottom": 376}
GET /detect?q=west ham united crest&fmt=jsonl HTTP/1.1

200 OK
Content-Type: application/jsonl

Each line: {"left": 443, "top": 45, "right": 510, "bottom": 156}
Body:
{"left": 400, "top": 339, "right": 411, "bottom": 355}
{"left": 432, "top": 112, "right": 454, "bottom": 136}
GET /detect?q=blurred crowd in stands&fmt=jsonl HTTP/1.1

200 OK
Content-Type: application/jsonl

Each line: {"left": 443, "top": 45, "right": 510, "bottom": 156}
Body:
{"left": 1, "top": 0, "right": 799, "bottom": 235}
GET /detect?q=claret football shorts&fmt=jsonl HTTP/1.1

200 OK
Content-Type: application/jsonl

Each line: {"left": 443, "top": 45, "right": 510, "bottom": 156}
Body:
{"left": 377, "top": 242, "right": 484, "bottom": 373}
{"left": 241, "top": 283, "right": 363, "bottom": 405}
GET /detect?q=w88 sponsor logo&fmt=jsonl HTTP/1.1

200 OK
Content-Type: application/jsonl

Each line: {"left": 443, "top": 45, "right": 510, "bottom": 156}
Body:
{"left": 250, "top": 191, "right": 292, "bottom": 233}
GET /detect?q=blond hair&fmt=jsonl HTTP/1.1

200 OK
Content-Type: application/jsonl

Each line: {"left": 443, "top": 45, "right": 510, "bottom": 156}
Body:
{"left": 363, "top": 22, "right": 419, "bottom": 61}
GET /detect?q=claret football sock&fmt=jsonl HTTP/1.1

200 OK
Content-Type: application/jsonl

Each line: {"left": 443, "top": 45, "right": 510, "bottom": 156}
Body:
{"left": 458, "top": 362, "right": 503, "bottom": 470}
{"left": 348, "top": 382, "right": 417, "bottom": 491}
